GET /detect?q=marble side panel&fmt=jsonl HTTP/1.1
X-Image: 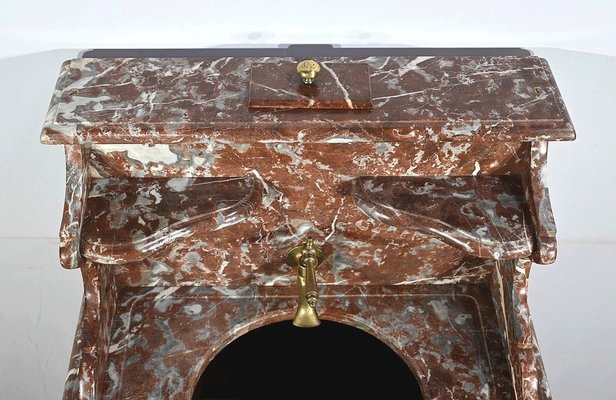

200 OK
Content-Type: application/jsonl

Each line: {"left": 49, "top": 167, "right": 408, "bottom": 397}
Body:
{"left": 63, "top": 262, "right": 117, "bottom": 400}
{"left": 491, "top": 260, "right": 552, "bottom": 400}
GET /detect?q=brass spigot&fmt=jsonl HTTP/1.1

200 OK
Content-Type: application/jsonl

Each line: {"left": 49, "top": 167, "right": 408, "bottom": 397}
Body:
{"left": 296, "top": 60, "right": 320, "bottom": 85}
{"left": 287, "top": 237, "right": 323, "bottom": 328}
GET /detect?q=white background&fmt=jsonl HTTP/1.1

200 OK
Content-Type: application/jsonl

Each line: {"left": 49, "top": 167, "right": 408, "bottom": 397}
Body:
{"left": 1, "top": 0, "right": 616, "bottom": 59}
{"left": 0, "top": 1, "right": 615, "bottom": 399}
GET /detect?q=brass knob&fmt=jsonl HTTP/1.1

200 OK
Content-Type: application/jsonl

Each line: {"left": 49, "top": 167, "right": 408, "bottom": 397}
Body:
{"left": 296, "top": 59, "right": 321, "bottom": 85}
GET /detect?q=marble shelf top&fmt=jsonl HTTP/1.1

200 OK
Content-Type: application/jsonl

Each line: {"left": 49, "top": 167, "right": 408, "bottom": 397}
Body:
{"left": 41, "top": 55, "right": 575, "bottom": 145}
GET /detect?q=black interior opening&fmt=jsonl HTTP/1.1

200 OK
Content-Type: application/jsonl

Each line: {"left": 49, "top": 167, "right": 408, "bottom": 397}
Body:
{"left": 192, "top": 320, "right": 423, "bottom": 399}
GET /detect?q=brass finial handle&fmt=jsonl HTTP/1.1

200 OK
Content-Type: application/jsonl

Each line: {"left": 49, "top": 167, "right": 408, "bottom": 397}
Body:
{"left": 296, "top": 59, "right": 321, "bottom": 85}
{"left": 286, "top": 237, "right": 324, "bottom": 269}
{"left": 287, "top": 237, "right": 323, "bottom": 328}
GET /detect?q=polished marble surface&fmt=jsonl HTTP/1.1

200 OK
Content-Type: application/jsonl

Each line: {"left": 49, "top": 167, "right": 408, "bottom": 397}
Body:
{"left": 41, "top": 56, "right": 573, "bottom": 145}
{"left": 1, "top": 48, "right": 614, "bottom": 399}
{"left": 44, "top": 46, "right": 570, "bottom": 399}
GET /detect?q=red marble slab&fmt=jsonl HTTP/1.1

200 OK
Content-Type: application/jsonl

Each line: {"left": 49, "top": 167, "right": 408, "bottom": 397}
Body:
{"left": 41, "top": 56, "right": 575, "bottom": 144}
{"left": 248, "top": 62, "right": 373, "bottom": 109}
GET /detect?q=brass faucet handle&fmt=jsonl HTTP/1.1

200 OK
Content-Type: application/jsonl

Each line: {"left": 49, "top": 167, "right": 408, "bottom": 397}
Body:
{"left": 288, "top": 237, "right": 324, "bottom": 328}
{"left": 286, "top": 237, "right": 324, "bottom": 268}
{"left": 296, "top": 60, "right": 321, "bottom": 85}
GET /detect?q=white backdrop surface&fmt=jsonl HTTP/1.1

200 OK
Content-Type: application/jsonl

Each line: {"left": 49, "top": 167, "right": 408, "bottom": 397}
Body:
{"left": 1, "top": 0, "right": 615, "bottom": 58}
{"left": 0, "top": 2, "right": 615, "bottom": 399}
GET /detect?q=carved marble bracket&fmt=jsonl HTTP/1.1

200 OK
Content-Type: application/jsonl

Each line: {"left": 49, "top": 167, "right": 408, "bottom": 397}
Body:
{"left": 522, "top": 141, "right": 559, "bottom": 264}
{"left": 59, "top": 145, "right": 89, "bottom": 269}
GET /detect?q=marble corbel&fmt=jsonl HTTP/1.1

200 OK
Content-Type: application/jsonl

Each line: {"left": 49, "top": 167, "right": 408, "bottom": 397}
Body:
{"left": 521, "top": 141, "right": 558, "bottom": 264}
{"left": 59, "top": 145, "right": 89, "bottom": 269}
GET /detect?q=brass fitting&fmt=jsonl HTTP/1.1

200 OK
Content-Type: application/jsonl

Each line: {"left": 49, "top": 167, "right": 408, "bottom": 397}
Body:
{"left": 286, "top": 237, "right": 323, "bottom": 328}
{"left": 296, "top": 60, "right": 321, "bottom": 85}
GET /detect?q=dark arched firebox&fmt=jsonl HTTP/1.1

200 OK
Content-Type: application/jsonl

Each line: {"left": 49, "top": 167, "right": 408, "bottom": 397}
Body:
{"left": 192, "top": 320, "right": 423, "bottom": 399}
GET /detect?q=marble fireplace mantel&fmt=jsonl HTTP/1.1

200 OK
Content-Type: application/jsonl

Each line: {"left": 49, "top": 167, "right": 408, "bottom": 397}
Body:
{"left": 41, "top": 46, "right": 575, "bottom": 399}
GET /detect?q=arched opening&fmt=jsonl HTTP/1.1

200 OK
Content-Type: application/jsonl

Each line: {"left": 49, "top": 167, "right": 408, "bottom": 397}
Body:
{"left": 192, "top": 320, "right": 423, "bottom": 399}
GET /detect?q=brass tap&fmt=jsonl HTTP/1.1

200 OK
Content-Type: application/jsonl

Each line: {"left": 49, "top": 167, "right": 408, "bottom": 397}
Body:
{"left": 287, "top": 237, "right": 323, "bottom": 328}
